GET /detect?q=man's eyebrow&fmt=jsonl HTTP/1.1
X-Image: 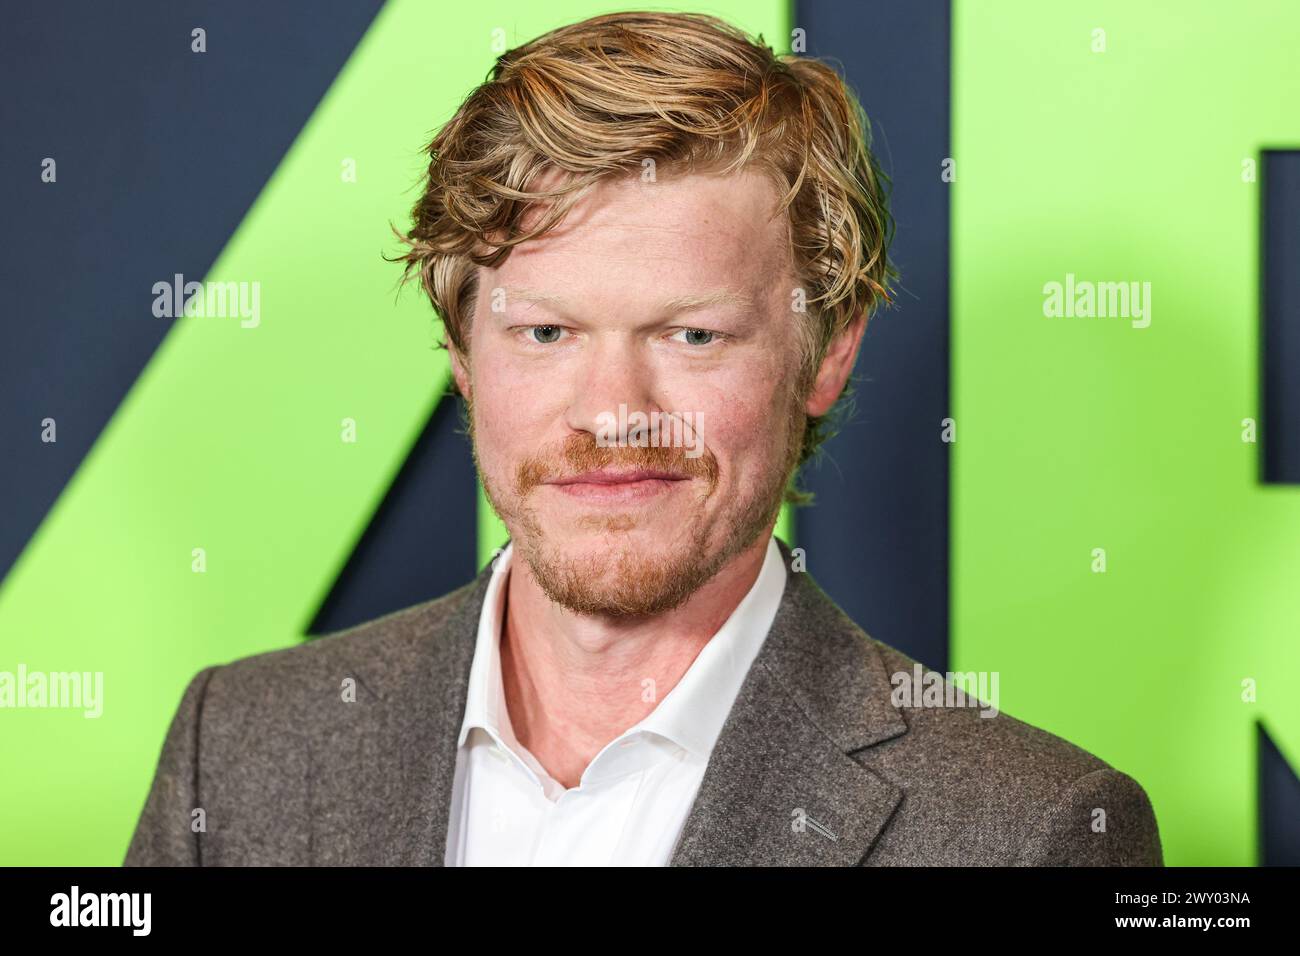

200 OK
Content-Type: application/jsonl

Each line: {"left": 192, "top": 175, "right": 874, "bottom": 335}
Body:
{"left": 660, "top": 289, "right": 751, "bottom": 311}
{"left": 501, "top": 286, "right": 751, "bottom": 311}
{"left": 501, "top": 286, "right": 566, "bottom": 304}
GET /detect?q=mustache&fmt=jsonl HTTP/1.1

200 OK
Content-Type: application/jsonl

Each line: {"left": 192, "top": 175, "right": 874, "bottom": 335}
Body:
{"left": 515, "top": 431, "right": 719, "bottom": 497}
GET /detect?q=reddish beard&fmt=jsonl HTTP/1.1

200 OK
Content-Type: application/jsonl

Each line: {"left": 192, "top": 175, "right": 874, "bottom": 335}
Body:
{"left": 469, "top": 399, "right": 804, "bottom": 618}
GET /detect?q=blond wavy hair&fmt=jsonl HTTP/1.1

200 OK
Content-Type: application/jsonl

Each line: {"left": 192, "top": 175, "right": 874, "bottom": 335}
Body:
{"left": 395, "top": 10, "right": 896, "bottom": 478}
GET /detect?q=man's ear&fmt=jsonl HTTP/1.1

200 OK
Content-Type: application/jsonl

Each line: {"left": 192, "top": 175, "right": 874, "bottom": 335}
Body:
{"left": 805, "top": 312, "right": 867, "bottom": 417}
{"left": 449, "top": 341, "right": 471, "bottom": 400}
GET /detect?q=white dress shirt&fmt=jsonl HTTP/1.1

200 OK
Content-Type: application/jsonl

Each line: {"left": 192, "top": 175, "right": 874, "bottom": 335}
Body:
{"left": 444, "top": 535, "right": 788, "bottom": 866}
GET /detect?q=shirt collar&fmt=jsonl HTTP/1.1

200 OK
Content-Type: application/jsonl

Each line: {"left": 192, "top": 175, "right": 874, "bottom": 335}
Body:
{"left": 457, "top": 535, "right": 788, "bottom": 761}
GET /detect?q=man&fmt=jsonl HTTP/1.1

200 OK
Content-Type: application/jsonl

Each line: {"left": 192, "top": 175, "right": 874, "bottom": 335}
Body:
{"left": 124, "top": 11, "right": 1162, "bottom": 866}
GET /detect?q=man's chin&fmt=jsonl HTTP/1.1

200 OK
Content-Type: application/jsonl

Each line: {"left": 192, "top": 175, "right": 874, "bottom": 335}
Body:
{"left": 516, "top": 533, "right": 721, "bottom": 619}
{"left": 540, "top": 515, "right": 677, "bottom": 543}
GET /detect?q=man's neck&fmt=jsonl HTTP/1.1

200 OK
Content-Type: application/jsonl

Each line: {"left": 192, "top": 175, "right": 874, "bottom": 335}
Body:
{"left": 499, "top": 533, "right": 771, "bottom": 790}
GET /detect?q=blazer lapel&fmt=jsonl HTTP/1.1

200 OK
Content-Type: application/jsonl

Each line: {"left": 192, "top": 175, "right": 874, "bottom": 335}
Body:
{"left": 669, "top": 539, "right": 908, "bottom": 866}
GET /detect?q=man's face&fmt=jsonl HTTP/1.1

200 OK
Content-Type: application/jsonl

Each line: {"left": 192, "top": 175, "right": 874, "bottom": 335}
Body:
{"left": 454, "top": 168, "right": 813, "bottom": 618}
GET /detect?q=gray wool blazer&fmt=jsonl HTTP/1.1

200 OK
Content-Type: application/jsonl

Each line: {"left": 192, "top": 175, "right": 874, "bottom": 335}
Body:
{"left": 124, "top": 537, "right": 1163, "bottom": 866}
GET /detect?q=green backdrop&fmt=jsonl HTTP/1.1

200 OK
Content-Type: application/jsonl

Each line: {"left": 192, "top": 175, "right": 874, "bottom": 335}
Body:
{"left": 951, "top": 0, "right": 1300, "bottom": 865}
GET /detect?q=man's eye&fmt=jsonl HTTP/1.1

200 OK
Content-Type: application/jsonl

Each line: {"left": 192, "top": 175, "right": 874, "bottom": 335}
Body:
{"left": 674, "top": 328, "right": 718, "bottom": 346}
{"left": 528, "top": 325, "right": 564, "bottom": 344}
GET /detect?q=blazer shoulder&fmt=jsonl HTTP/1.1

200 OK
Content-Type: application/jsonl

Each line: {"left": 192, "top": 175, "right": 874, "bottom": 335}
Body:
{"left": 202, "top": 576, "right": 483, "bottom": 719}
{"left": 860, "top": 638, "right": 1162, "bottom": 864}
{"left": 869, "top": 638, "right": 1111, "bottom": 780}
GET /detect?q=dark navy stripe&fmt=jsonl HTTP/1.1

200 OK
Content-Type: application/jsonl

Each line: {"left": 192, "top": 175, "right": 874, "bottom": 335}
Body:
{"left": 1261, "top": 149, "right": 1300, "bottom": 483}
{"left": 791, "top": 0, "right": 952, "bottom": 671}
{"left": 1259, "top": 722, "right": 1300, "bottom": 865}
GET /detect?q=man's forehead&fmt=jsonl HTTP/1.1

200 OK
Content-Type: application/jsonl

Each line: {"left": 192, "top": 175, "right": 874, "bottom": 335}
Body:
{"left": 489, "top": 169, "right": 792, "bottom": 306}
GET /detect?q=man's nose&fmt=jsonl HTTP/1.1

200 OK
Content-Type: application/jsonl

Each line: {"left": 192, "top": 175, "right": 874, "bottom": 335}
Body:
{"left": 563, "top": 336, "right": 662, "bottom": 439}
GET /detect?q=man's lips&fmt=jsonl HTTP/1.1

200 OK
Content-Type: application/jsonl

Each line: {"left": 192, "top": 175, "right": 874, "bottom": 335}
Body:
{"left": 547, "top": 468, "right": 690, "bottom": 486}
